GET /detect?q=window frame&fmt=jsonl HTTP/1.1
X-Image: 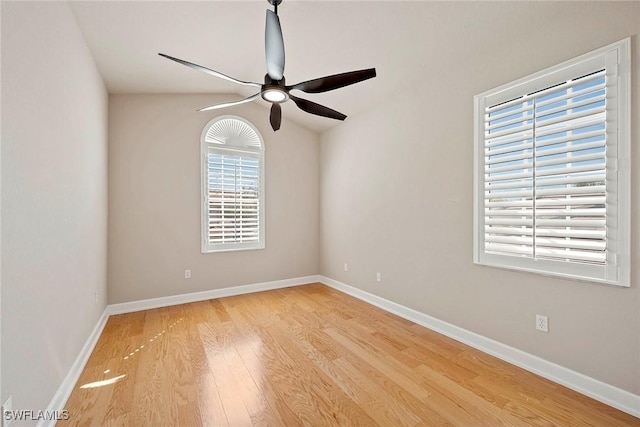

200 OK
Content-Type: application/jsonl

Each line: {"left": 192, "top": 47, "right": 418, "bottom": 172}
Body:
{"left": 473, "top": 38, "right": 631, "bottom": 287}
{"left": 200, "top": 115, "right": 265, "bottom": 253}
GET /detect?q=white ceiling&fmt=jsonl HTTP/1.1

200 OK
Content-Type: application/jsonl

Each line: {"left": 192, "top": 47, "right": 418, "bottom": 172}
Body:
{"left": 68, "top": 0, "right": 565, "bottom": 133}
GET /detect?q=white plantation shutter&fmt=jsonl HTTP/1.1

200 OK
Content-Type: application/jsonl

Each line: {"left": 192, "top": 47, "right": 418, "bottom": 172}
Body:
{"left": 474, "top": 39, "right": 630, "bottom": 286}
{"left": 485, "top": 70, "right": 607, "bottom": 263}
{"left": 201, "top": 116, "right": 264, "bottom": 252}
{"left": 206, "top": 151, "right": 260, "bottom": 244}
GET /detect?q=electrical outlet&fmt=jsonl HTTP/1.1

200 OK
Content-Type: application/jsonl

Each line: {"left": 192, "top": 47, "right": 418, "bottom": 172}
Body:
{"left": 536, "top": 314, "right": 549, "bottom": 332}
{"left": 94, "top": 291, "right": 99, "bottom": 303}
{"left": 3, "top": 396, "right": 13, "bottom": 427}
{"left": 376, "top": 272, "right": 381, "bottom": 282}
{"left": 343, "top": 263, "right": 348, "bottom": 272}
{"left": 184, "top": 269, "right": 191, "bottom": 279}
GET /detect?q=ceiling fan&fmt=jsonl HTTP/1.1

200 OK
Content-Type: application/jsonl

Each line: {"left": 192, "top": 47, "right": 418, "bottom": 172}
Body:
{"left": 159, "top": 0, "right": 376, "bottom": 131}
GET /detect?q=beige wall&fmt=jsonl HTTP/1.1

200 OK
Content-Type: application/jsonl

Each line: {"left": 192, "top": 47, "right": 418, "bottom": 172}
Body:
{"left": 108, "top": 94, "right": 320, "bottom": 303}
{"left": 1, "top": 0, "right": 108, "bottom": 417}
{"left": 320, "top": 2, "right": 640, "bottom": 394}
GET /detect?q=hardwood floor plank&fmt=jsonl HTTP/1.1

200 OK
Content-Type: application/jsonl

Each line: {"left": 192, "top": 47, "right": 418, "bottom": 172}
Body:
{"left": 286, "top": 321, "right": 408, "bottom": 426}
{"left": 417, "top": 363, "right": 523, "bottom": 426}
{"left": 60, "top": 284, "right": 640, "bottom": 426}
{"left": 198, "top": 321, "right": 255, "bottom": 426}
{"left": 332, "top": 340, "right": 455, "bottom": 426}
{"left": 331, "top": 357, "right": 423, "bottom": 427}
{"left": 263, "top": 325, "right": 379, "bottom": 426}
{"left": 194, "top": 373, "right": 229, "bottom": 427}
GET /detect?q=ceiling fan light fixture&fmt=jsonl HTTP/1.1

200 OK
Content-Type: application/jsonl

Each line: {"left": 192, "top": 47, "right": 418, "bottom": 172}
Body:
{"left": 262, "top": 87, "right": 289, "bottom": 103}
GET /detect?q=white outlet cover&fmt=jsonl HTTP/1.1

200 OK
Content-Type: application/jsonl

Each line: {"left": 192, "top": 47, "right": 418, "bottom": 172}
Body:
{"left": 536, "top": 314, "right": 549, "bottom": 332}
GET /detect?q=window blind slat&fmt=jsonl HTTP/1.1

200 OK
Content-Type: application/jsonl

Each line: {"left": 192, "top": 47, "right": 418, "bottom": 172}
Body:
{"left": 484, "top": 189, "right": 533, "bottom": 199}
{"left": 485, "top": 226, "right": 533, "bottom": 236}
{"left": 485, "top": 200, "right": 533, "bottom": 208}
{"left": 485, "top": 123, "right": 533, "bottom": 140}
{"left": 485, "top": 209, "right": 534, "bottom": 217}
{"left": 534, "top": 152, "right": 604, "bottom": 168}
{"left": 535, "top": 185, "right": 605, "bottom": 197}
{"left": 485, "top": 133, "right": 532, "bottom": 148}
{"left": 535, "top": 113, "right": 605, "bottom": 138}
{"left": 486, "top": 114, "right": 532, "bottom": 132}
{"left": 535, "top": 174, "right": 605, "bottom": 189}
{"left": 534, "top": 227, "right": 605, "bottom": 239}
{"left": 486, "top": 143, "right": 533, "bottom": 158}
{"left": 485, "top": 170, "right": 533, "bottom": 183}
{"left": 485, "top": 103, "right": 533, "bottom": 122}
{"left": 535, "top": 80, "right": 606, "bottom": 109}
{"left": 535, "top": 163, "right": 605, "bottom": 178}
{"left": 485, "top": 218, "right": 533, "bottom": 226}
{"left": 485, "top": 161, "right": 534, "bottom": 174}
{"left": 486, "top": 151, "right": 534, "bottom": 166}
{"left": 534, "top": 130, "right": 605, "bottom": 149}
{"left": 534, "top": 207, "right": 605, "bottom": 217}
{"left": 485, "top": 181, "right": 533, "bottom": 191}
{"left": 535, "top": 94, "right": 605, "bottom": 120}
{"left": 534, "top": 247, "right": 605, "bottom": 263}
{"left": 534, "top": 140, "right": 604, "bottom": 158}
{"left": 485, "top": 243, "right": 534, "bottom": 256}
{"left": 534, "top": 218, "right": 605, "bottom": 227}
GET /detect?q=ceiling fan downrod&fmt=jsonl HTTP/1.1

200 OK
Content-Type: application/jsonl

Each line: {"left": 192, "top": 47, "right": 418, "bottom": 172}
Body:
{"left": 267, "top": 0, "right": 282, "bottom": 15}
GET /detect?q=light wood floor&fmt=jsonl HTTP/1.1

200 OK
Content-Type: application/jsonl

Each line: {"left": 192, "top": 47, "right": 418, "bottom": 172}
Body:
{"left": 60, "top": 283, "right": 639, "bottom": 426}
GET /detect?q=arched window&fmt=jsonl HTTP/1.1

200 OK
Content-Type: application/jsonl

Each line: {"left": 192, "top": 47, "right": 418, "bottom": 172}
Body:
{"left": 201, "top": 116, "right": 265, "bottom": 252}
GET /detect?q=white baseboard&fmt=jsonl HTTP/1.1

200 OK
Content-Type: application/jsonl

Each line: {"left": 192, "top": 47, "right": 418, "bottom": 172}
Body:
{"left": 108, "top": 275, "right": 321, "bottom": 315}
{"left": 319, "top": 275, "right": 640, "bottom": 419}
{"left": 38, "top": 308, "right": 110, "bottom": 427}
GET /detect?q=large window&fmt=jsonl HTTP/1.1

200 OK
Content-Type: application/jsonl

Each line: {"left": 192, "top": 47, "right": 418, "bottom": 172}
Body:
{"left": 474, "top": 39, "right": 630, "bottom": 286}
{"left": 201, "top": 116, "right": 265, "bottom": 253}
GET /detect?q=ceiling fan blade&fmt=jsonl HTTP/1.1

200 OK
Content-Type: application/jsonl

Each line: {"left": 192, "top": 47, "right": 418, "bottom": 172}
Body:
{"left": 270, "top": 103, "right": 282, "bottom": 131}
{"left": 265, "top": 10, "right": 285, "bottom": 81}
{"left": 159, "top": 53, "right": 261, "bottom": 88}
{"left": 289, "top": 94, "right": 347, "bottom": 121}
{"left": 288, "top": 68, "right": 376, "bottom": 94}
{"left": 198, "top": 93, "right": 261, "bottom": 112}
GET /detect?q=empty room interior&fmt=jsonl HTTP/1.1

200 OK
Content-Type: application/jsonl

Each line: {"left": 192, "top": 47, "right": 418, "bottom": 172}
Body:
{"left": 1, "top": 1, "right": 639, "bottom": 425}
